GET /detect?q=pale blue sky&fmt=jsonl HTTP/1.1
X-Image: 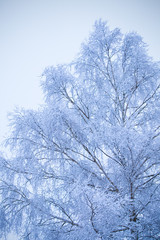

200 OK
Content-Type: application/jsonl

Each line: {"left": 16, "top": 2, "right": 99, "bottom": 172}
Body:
{"left": 0, "top": 0, "right": 160, "bottom": 146}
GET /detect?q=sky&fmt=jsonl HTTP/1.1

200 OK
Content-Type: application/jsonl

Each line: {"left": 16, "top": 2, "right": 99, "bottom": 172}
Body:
{"left": 0, "top": 0, "right": 160, "bottom": 147}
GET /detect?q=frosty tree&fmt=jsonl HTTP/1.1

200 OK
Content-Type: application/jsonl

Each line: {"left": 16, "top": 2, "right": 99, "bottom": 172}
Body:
{"left": 0, "top": 20, "right": 160, "bottom": 240}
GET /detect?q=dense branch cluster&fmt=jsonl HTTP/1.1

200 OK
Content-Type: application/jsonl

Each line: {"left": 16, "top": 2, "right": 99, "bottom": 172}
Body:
{"left": 0, "top": 20, "right": 160, "bottom": 240}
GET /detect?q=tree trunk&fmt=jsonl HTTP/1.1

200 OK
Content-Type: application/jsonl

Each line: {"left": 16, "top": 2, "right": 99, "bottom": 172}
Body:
{"left": 129, "top": 182, "right": 138, "bottom": 240}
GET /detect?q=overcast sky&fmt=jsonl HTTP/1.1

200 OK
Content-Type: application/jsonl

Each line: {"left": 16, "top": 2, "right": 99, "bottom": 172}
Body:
{"left": 0, "top": 0, "right": 160, "bottom": 147}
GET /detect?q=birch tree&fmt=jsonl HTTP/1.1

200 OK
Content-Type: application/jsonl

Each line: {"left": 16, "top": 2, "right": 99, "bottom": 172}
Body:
{"left": 1, "top": 20, "right": 160, "bottom": 240}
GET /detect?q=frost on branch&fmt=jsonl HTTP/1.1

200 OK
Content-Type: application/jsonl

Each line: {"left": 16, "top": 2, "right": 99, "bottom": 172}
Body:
{"left": 0, "top": 20, "right": 160, "bottom": 240}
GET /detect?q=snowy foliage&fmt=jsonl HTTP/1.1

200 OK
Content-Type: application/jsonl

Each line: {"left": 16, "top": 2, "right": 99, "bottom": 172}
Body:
{"left": 0, "top": 20, "right": 160, "bottom": 239}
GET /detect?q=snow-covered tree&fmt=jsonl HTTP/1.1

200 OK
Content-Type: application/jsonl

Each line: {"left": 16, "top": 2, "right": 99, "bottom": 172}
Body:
{"left": 1, "top": 20, "right": 160, "bottom": 240}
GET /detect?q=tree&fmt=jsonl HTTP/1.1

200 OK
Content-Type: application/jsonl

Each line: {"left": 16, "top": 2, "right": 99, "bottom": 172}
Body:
{"left": 0, "top": 20, "right": 160, "bottom": 240}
